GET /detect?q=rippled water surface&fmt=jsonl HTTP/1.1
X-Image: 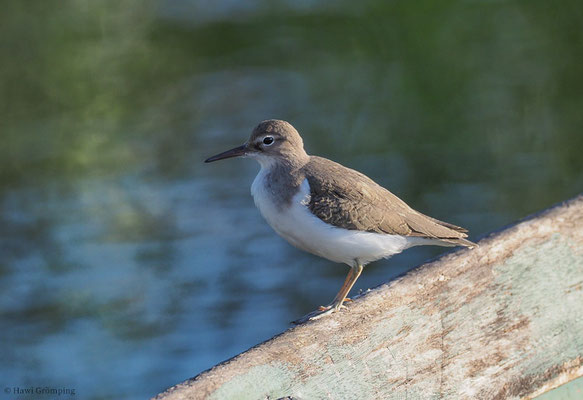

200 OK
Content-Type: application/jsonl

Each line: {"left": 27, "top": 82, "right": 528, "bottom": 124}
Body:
{"left": 1, "top": 1, "right": 582, "bottom": 398}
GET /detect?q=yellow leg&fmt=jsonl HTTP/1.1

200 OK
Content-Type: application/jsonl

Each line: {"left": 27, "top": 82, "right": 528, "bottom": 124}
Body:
{"left": 292, "top": 261, "right": 364, "bottom": 324}
{"left": 327, "top": 261, "right": 363, "bottom": 311}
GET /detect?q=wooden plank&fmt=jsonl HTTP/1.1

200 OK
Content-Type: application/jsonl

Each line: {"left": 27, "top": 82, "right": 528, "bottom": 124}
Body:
{"left": 154, "top": 195, "right": 583, "bottom": 400}
{"left": 536, "top": 376, "right": 583, "bottom": 399}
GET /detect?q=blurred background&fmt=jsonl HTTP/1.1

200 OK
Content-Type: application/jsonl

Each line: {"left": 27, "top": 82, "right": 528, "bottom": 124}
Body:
{"left": 1, "top": 0, "right": 582, "bottom": 399}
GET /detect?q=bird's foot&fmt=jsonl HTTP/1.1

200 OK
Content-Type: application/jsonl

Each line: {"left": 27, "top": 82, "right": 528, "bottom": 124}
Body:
{"left": 291, "top": 307, "right": 338, "bottom": 324}
{"left": 292, "top": 299, "right": 350, "bottom": 325}
{"left": 317, "top": 297, "right": 351, "bottom": 310}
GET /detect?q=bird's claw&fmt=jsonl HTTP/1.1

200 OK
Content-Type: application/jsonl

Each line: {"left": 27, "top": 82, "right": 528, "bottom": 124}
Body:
{"left": 291, "top": 302, "right": 347, "bottom": 324}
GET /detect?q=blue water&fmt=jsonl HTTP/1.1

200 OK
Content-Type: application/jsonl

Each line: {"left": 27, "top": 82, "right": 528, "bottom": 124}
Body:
{"left": 1, "top": 1, "right": 582, "bottom": 399}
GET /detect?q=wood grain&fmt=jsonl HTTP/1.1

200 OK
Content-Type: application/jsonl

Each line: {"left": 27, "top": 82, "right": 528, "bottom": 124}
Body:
{"left": 154, "top": 195, "right": 583, "bottom": 400}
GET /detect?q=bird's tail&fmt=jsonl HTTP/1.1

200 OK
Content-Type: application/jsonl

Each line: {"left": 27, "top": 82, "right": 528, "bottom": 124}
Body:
{"left": 439, "top": 236, "right": 478, "bottom": 249}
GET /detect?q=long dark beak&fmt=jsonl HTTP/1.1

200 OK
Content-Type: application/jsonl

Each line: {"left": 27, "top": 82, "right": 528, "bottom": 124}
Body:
{"left": 204, "top": 144, "right": 248, "bottom": 163}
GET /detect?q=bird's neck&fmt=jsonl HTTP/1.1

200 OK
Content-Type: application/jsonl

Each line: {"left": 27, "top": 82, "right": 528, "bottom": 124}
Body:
{"left": 257, "top": 151, "right": 309, "bottom": 174}
{"left": 253, "top": 155, "right": 308, "bottom": 208}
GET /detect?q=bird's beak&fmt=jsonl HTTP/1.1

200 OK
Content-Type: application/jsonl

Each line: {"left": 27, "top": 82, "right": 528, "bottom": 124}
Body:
{"left": 204, "top": 144, "right": 248, "bottom": 163}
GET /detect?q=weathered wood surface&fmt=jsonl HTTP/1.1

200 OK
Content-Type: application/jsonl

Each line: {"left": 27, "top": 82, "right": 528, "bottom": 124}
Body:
{"left": 155, "top": 195, "right": 583, "bottom": 400}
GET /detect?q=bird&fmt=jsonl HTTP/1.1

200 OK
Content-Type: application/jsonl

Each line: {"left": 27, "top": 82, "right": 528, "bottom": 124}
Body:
{"left": 205, "top": 120, "right": 476, "bottom": 323}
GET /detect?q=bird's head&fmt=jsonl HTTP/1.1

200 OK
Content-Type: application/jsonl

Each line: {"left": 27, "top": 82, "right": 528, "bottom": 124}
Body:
{"left": 205, "top": 119, "right": 308, "bottom": 168}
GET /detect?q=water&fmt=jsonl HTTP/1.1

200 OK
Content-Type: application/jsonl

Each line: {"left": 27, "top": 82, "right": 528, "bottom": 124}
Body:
{"left": 1, "top": 1, "right": 582, "bottom": 399}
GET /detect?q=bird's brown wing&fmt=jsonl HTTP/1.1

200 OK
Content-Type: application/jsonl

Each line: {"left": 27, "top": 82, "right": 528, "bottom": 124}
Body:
{"left": 303, "top": 156, "right": 475, "bottom": 247}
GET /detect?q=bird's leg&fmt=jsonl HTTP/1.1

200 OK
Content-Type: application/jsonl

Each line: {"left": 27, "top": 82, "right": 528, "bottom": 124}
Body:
{"left": 320, "top": 261, "right": 363, "bottom": 313}
{"left": 292, "top": 261, "right": 363, "bottom": 324}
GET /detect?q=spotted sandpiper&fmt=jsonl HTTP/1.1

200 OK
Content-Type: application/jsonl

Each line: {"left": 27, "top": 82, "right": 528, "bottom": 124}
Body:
{"left": 205, "top": 120, "right": 476, "bottom": 322}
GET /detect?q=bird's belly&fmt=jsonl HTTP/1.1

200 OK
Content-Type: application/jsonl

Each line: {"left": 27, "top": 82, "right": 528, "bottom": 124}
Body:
{"left": 272, "top": 211, "right": 416, "bottom": 265}
{"left": 251, "top": 177, "right": 426, "bottom": 266}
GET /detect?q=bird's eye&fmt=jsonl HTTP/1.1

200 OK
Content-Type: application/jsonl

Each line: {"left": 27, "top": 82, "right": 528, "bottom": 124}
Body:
{"left": 263, "top": 136, "right": 274, "bottom": 146}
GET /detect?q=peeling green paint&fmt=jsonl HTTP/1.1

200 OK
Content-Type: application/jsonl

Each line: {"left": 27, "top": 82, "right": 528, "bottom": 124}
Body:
{"left": 209, "top": 363, "right": 296, "bottom": 400}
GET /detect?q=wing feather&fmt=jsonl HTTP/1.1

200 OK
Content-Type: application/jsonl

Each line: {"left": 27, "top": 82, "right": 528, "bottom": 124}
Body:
{"left": 303, "top": 157, "right": 475, "bottom": 247}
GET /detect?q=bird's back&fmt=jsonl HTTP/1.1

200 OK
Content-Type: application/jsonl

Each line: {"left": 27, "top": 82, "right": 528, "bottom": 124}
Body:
{"left": 302, "top": 156, "right": 475, "bottom": 248}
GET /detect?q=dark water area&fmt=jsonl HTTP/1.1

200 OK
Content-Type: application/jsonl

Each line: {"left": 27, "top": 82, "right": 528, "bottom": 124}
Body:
{"left": 1, "top": 1, "right": 582, "bottom": 399}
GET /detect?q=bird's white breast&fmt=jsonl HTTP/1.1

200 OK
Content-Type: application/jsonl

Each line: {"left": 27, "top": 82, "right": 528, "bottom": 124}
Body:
{"left": 251, "top": 170, "right": 429, "bottom": 266}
